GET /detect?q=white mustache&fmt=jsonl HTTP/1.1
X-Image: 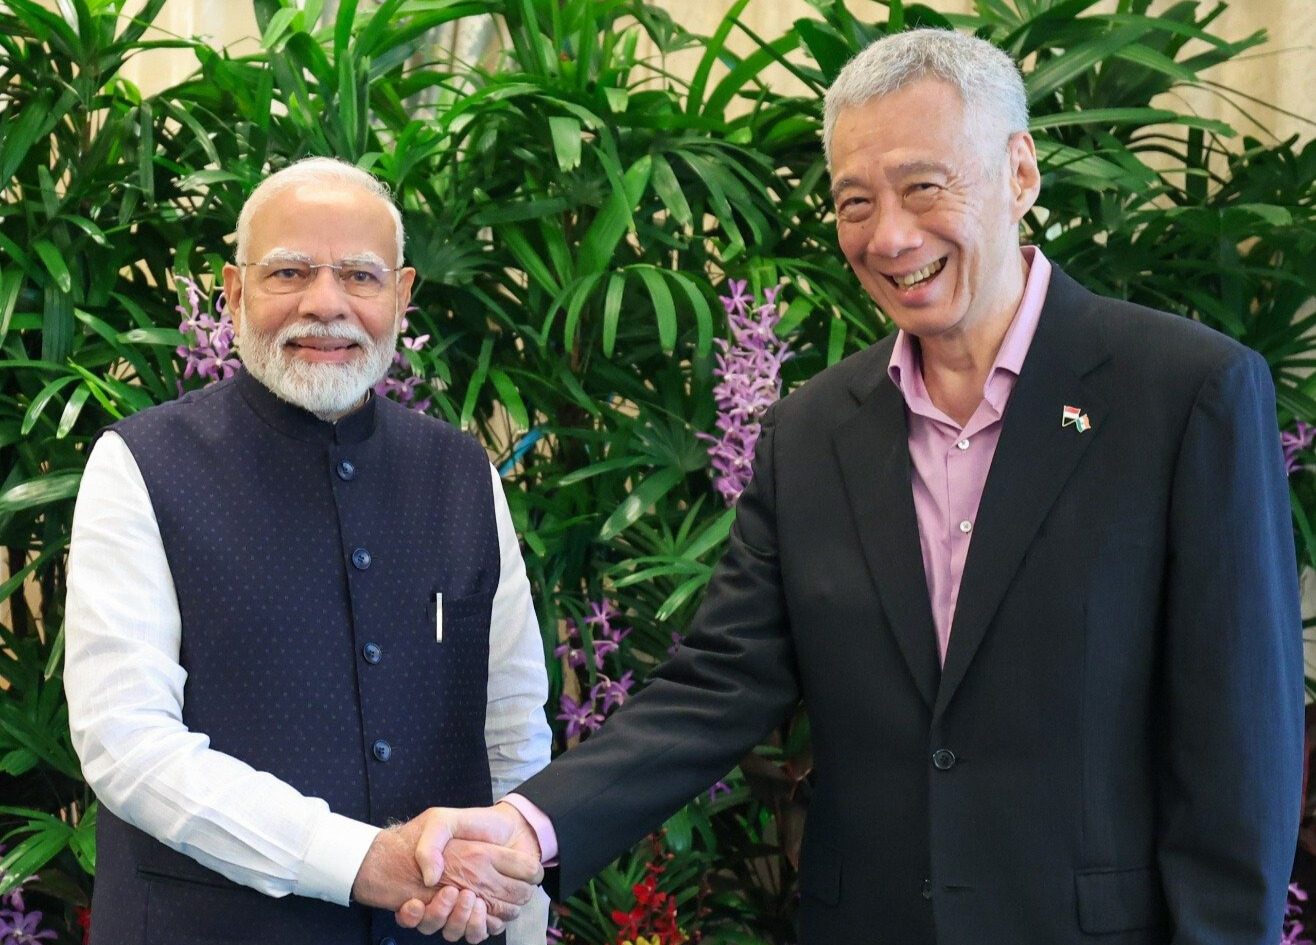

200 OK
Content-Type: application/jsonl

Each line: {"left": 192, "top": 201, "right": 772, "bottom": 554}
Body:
{"left": 275, "top": 322, "right": 373, "bottom": 348}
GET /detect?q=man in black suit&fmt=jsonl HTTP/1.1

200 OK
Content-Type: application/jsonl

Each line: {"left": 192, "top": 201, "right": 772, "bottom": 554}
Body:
{"left": 400, "top": 28, "right": 1303, "bottom": 944}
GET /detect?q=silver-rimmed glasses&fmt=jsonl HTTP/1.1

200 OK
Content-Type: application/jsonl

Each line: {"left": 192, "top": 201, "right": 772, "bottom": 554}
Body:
{"left": 237, "top": 259, "right": 399, "bottom": 299}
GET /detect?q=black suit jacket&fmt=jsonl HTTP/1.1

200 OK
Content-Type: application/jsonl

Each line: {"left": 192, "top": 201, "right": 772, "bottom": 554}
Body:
{"left": 517, "top": 267, "right": 1304, "bottom": 944}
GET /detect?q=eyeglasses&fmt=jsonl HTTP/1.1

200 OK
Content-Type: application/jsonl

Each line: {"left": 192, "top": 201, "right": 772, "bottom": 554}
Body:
{"left": 238, "top": 260, "right": 399, "bottom": 299}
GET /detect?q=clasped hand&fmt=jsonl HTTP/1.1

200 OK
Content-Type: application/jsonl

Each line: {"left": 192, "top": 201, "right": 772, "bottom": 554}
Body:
{"left": 351, "top": 802, "right": 542, "bottom": 942}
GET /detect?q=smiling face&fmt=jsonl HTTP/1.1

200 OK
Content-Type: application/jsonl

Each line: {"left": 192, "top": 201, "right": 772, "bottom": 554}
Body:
{"left": 222, "top": 183, "right": 416, "bottom": 419}
{"left": 830, "top": 78, "right": 1040, "bottom": 355}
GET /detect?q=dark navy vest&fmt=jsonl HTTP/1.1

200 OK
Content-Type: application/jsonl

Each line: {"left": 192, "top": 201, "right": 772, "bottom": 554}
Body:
{"left": 88, "top": 369, "right": 503, "bottom": 945}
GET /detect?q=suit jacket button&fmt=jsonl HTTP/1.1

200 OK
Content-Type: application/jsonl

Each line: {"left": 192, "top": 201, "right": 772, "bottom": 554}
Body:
{"left": 362, "top": 642, "right": 382, "bottom": 664}
{"left": 372, "top": 739, "right": 392, "bottom": 762}
{"left": 922, "top": 878, "right": 933, "bottom": 900}
{"left": 932, "top": 748, "right": 956, "bottom": 770}
{"left": 351, "top": 547, "right": 371, "bottom": 570}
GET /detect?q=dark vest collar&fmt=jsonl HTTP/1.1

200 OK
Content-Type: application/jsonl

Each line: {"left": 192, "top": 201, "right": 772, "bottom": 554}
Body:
{"left": 235, "top": 367, "right": 378, "bottom": 445}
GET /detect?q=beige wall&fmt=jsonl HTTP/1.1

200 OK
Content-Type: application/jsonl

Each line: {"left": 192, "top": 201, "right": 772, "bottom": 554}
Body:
{"left": 646, "top": 0, "right": 1312, "bottom": 143}
{"left": 1175, "top": 0, "right": 1315, "bottom": 143}
{"left": 108, "top": 0, "right": 1314, "bottom": 145}
{"left": 118, "top": 0, "right": 260, "bottom": 92}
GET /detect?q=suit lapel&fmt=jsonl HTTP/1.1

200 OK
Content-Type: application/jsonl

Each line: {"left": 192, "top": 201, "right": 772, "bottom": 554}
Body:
{"left": 833, "top": 342, "right": 940, "bottom": 709}
{"left": 934, "top": 269, "right": 1111, "bottom": 719}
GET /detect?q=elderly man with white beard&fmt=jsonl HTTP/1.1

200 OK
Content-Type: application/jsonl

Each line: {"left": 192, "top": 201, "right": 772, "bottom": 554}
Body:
{"left": 63, "top": 157, "right": 551, "bottom": 945}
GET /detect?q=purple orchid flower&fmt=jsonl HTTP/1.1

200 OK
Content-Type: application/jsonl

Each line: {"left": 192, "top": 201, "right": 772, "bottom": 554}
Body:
{"left": 720, "top": 278, "right": 753, "bottom": 317}
{"left": 557, "top": 692, "right": 605, "bottom": 740}
{"left": 175, "top": 275, "right": 240, "bottom": 385}
{"left": 0, "top": 861, "right": 56, "bottom": 945}
{"left": 592, "top": 671, "right": 635, "bottom": 714}
{"left": 1282, "top": 422, "right": 1316, "bottom": 476}
{"left": 1284, "top": 883, "right": 1313, "bottom": 945}
{"left": 554, "top": 620, "right": 590, "bottom": 670}
{"left": 707, "top": 780, "right": 732, "bottom": 801}
{"left": 699, "top": 280, "right": 793, "bottom": 505}
{"left": 374, "top": 312, "right": 434, "bottom": 413}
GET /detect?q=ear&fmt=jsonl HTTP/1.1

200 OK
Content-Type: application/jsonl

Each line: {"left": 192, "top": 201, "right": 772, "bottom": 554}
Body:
{"left": 1007, "top": 131, "right": 1041, "bottom": 222}
{"left": 222, "top": 263, "right": 244, "bottom": 334}
{"left": 395, "top": 266, "right": 417, "bottom": 327}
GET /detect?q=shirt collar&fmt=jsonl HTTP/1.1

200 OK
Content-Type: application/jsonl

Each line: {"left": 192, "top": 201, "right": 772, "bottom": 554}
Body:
{"left": 887, "top": 245, "right": 1052, "bottom": 418}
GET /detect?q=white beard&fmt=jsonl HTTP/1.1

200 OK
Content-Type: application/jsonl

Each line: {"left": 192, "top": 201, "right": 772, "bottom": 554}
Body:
{"left": 236, "top": 308, "right": 398, "bottom": 420}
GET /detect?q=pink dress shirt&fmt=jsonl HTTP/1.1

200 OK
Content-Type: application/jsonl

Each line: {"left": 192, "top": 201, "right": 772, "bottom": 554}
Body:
{"left": 887, "top": 245, "right": 1050, "bottom": 663}
{"left": 507, "top": 245, "right": 1054, "bottom": 862}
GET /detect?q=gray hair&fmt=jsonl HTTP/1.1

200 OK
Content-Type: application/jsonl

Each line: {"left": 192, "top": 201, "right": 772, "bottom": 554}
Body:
{"left": 823, "top": 28, "right": 1029, "bottom": 167}
{"left": 234, "top": 156, "right": 405, "bottom": 266}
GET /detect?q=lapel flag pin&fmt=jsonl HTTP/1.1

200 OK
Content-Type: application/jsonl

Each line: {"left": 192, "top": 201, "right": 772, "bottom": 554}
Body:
{"left": 1061, "top": 404, "right": 1092, "bottom": 433}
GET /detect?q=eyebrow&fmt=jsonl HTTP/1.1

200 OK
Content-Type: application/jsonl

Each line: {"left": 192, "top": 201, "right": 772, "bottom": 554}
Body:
{"left": 254, "top": 249, "right": 389, "bottom": 268}
{"left": 893, "top": 159, "right": 952, "bottom": 177}
{"left": 338, "top": 252, "right": 388, "bottom": 268}
{"left": 256, "top": 249, "right": 313, "bottom": 265}
{"left": 829, "top": 176, "right": 863, "bottom": 201}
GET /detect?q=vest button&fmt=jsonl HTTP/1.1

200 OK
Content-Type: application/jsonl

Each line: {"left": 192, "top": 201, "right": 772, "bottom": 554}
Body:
{"left": 362, "top": 642, "right": 382, "bottom": 664}
{"left": 351, "top": 548, "right": 371, "bottom": 570}
{"left": 372, "top": 739, "right": 392, "bottom": 762}
{"left": 932, "top": 748, "right": 957, "bottom": 770}
{"left": 336, "top": 460, "right": 357, "bottom": 481}
{"left": 922, "top": 878, "right": 933, "bottom": 900}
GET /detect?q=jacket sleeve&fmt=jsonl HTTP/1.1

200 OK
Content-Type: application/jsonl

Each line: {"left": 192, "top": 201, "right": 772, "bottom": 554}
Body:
{"left": 514, "top": 408, "right": 802, "bottom": 897}
{"left": 1157, "top": 348, "right": 1304, "bottom": 944}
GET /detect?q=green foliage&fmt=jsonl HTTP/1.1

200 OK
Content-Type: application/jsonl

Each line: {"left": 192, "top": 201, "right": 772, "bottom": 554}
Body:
{"left": 0, "top": 0, "right": 1311, "bottom": 941}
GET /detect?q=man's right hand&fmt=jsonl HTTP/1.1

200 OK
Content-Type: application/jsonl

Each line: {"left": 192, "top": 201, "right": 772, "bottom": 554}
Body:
{"left": 394, "top": 803, "right": 543, "bottom": 939}
{"left": 351, "top": 806, "right": 541, "bottom": 941}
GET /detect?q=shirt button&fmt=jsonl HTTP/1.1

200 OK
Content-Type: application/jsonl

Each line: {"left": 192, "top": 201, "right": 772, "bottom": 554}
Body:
{"left": 336, "top": 460, "right": 357, "bottom": 481}
{"left": 922, "top": 878, "right": 933, "bottom": 900}
{"left": 956, "top": 438, "right": 970, "bottom": 451}
{"left": 932, "top": 748, "right": 957, "bottom": 770}
{"left": 380, "top": 937, "right": 398, "bottom": 945}
{"left": 351, "top": 548, "right": 371, "bottom": 570}
{"left": 362, "top": 642, "right": 382, "bottom": 664}
{"left": 372, "top": 739, "right": 392, "bottom": 762}
{"left": 958, "top": 520, "right": 973, "bottom": 534}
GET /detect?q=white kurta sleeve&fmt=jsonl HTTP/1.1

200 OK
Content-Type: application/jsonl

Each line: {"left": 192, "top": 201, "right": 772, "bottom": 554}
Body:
{"left": 483, "top": 463, "right": 552, "bottom": 944}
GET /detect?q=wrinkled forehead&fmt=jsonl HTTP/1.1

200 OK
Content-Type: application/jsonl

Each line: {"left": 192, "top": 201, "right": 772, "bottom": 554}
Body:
{"left": 246, "top": 183, "right": 397, "bottom": 260}
{"left": 831, "top": 82, "right": 965, "bottom": 150}
{"left": 829, "top": 80, "right": 1005, "bottom": 178}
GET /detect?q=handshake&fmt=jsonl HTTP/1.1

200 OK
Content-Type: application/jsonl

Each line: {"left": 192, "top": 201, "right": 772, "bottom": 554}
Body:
{"left": 350, "top": 801, "right": 543, "bottom": 942}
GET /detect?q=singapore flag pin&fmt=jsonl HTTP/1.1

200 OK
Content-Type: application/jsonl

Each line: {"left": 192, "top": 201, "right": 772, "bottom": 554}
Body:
{"left": 1061, "top": 404, "right": 1092, "bottom": 433}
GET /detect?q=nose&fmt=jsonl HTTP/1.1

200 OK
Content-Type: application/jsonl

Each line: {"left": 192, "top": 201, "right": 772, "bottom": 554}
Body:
{"left": 866, "top": 198, "right": 923, "bottom": 259}
{"left": 296, "top": 266, "right": 351, "bottom": 319}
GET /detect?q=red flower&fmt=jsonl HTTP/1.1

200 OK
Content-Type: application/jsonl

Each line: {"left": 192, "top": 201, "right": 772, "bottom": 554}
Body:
{"left": 75, "top": 906, "right": 92, "bottom": 944}
{"left": 610, "top": 861, "right": 686, "bottom": 945}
